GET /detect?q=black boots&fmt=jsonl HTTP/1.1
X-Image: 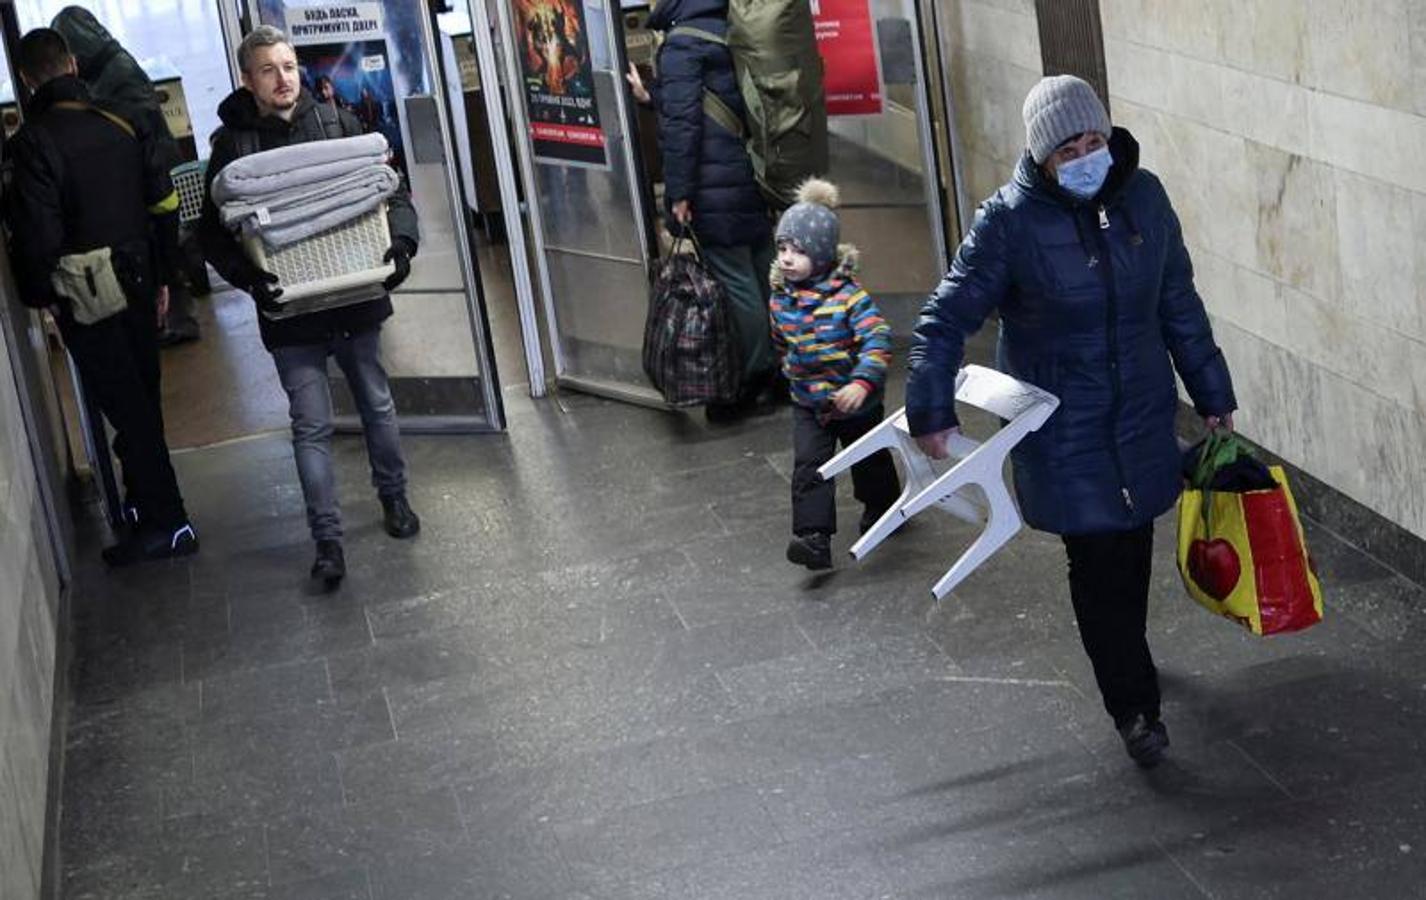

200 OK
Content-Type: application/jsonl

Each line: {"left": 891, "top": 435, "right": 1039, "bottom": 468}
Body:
{"left": 311, "top": 539, "right": 345, "bottom": 588}
{"left": 381, "top": 493, "right": 421, "bottom": 539}
{"left": 102, "top": 523, "right": 199, "bottom": 567}
{"left": 786, "top": 532, "right": 832, "bottom": 570}
{"left": 1117, "top": 713, "right": 1170, "bottom": 768}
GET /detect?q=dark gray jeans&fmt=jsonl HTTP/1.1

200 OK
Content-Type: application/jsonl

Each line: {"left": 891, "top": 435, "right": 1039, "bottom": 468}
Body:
{"left": 271, "top": 327, "right": 406, "bottom": 541}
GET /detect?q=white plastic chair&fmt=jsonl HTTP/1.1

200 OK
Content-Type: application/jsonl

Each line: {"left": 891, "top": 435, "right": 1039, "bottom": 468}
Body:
{"left": 818, "top": 365, "right": 1059, "bottom": 599}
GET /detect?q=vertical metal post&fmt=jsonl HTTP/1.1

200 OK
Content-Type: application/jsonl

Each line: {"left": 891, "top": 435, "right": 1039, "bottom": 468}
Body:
{"left": 466, "top": 0, "right": 548, "bottom": 396}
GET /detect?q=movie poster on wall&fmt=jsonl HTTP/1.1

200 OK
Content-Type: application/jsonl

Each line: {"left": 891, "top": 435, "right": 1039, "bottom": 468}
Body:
{"left": 282, "top": 3, "right": 408, "bottom": 175}
{"left": 513, "top": 0, "right": 608, "bottom": 167}
{"left": 812, "top": 0, "right": 884, "bottom": 116}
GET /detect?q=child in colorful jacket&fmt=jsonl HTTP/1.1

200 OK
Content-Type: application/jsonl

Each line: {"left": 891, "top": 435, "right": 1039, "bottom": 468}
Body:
{"left": 770, "top": 179, "right": 901, "bottom": 570}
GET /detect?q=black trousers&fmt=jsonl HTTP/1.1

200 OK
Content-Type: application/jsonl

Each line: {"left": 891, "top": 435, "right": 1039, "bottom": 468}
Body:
{"left": 59, "top": 298, "right": 187, "bottom": 530}
{"left": 791, "top": 403, "right": 900, "bottom": 536}
{"left": 1062, "top": 523, "right": 1159, "bottom": 726}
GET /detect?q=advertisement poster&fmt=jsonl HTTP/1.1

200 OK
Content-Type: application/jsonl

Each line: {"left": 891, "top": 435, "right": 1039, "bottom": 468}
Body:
{"left": 513, "top": 0, "right": 608, "bottom": 167}
{"left": 284, "top": 4, "right": 408, "bottom": 174}
{"left": 260, "top": 0, "right": 430, "bottom": 97}
{"left": 812, "top": 0, "right": 884, "bottom": 116}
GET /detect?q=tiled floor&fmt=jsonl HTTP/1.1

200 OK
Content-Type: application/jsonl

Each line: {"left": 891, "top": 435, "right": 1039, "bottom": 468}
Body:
{"left": 58, "top": 324, "right": 1426, "bottom": 897}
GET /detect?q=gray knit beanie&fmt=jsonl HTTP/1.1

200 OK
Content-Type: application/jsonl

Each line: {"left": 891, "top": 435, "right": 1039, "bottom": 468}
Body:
{"left": 1022, "top": 75, "right": 1111, "bottom": 164}
{"left": 775, "top": 178, "right": 841, "bottom": 275}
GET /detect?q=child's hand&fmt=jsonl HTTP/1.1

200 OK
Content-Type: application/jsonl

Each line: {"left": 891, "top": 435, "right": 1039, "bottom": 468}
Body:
{"left": 831, "top": 382, "right": 869, "bottom": 415}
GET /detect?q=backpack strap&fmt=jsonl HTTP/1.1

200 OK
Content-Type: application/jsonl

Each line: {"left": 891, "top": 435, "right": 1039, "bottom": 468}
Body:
{"left": 313, "top": 101, "right": 341, "bottom": 140}
{"left": 51, "top": 100, "right": 136, "bottom": 139}
{"left": 700, "top": 89, "right": 745, "bottom": 140}
{"left": 669, "top": 24, "right": 726, "bottom": 45}
{"left": 666, "top": 26, "right": 746, "bottom": 139}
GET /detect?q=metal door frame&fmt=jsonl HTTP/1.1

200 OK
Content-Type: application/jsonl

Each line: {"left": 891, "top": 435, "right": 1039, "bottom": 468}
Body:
{"left": 491, "top": 0, "right": 667, "bottom": 408}
{"left": 462, "top": 0, "right": 548, "bottom": 397}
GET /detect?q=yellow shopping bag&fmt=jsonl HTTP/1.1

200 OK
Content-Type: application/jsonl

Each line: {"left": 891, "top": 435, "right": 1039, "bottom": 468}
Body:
{"left": 1176, "top": 434, "right": 1324, "bottom": 636}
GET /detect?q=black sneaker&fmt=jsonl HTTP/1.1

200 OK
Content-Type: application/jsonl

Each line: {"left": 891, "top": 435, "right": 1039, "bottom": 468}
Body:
{"left": 102, "top": 523, "right": 199, "bottom": 567}
{"left": 380, "top": 493, "right": 421, "bottom": 539}
{"left": 859, "top": 508, "right": 894, "bottom": 536}
{"left": 1117, "top": 714, "right": 1170, "bottom": 769}
{"left": 786, "top": 533, "right": 832, "bottom": 570}
{"left": 311, "top": 539, "right": 345, "bottom": 587}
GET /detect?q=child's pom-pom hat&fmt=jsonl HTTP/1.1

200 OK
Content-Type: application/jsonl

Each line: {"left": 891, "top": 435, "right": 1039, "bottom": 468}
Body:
{"left": 776, "top": 177, "right": 842, "bottom": 275}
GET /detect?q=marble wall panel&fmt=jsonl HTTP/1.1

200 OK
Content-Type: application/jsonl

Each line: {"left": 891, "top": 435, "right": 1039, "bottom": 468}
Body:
{"left": 1334, "top": 170, "right": 1424, "bottom": 343}
{"left": 1248, "top": 142, "right": 1341, "bottom": 303}
{"left": 1105, "top": 38, "right": 1171, "bottom": 113}
{"left": 0, "top": 309, "right": 60, "bottom": 900}
{"left": 957, "top": 0, "right": 1041, "bottom": 74}
{"left": 1219, "top": 66, "right": 1310, "bottom": 159}
{"left": 1412, "top": 4, "right": 1426, "bottom": 119}
{"left": 1304, "top": 0, "right": 1414, "bottom": 113}
{"left": 1218, "top": 0, "right": 1309, "bottom": 84}
{"left": 1308, "top": 90, "right": 1426, "bottom": 195}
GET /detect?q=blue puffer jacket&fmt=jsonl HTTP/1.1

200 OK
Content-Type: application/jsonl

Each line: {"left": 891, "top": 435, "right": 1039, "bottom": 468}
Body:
{"left": 906, "top": 128, "right": 1236, "bottom": 536}
{"left": 647, "top": 0, "right": 768, "bottom": 247}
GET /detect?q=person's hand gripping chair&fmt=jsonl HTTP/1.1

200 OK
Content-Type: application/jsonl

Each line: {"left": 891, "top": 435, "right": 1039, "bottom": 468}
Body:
{"left": 818, "top": 365, "right": 1059, "bottom": 599}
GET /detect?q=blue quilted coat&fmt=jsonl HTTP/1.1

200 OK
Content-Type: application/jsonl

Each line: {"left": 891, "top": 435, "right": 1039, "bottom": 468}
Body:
{"left": 906, "top": 129, "right": 1236, "bottom": 535}
{"left": 647, "top": 0, "right": 768, "bottom": 247}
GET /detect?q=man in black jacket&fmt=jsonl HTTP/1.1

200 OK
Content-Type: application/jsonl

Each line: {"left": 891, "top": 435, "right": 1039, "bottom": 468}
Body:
{"left": 8, "top": 27, "right": 197, "bottom": 565}
{"left": 51, "top": 5, "right": 202, "bottom": 345}
{"left": 199, "top": 25, "right": 421, "bottom": 588}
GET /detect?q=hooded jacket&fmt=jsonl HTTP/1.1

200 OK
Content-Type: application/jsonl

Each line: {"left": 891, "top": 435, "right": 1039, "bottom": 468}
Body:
{"left": 906, "top": 128, "right": 1236, "bottom": 535}
{"left": 51, "top": 6, "right": 176, "bottom": 169}
{"left": 198, "top": 88, "right": 419, "bottom": 351}
{"left": 771, "top": 245, "right": 891, "bottom": 411}
{"left": 646, "top": 0, "right": 768, "bottom": 247}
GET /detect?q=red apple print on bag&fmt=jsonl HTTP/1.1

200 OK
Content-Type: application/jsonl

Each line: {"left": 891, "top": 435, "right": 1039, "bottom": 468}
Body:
{"left": 1188, "top": 539, "right": 1241, "bottom": 600}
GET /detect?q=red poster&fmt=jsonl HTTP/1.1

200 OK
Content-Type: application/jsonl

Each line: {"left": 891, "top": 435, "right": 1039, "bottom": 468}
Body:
{"left": 813, "top": 0, "right": 883, "bottom": 116}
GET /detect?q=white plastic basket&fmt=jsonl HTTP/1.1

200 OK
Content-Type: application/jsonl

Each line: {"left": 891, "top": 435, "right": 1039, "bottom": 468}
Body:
{"left": 242, "top": 203, "right": 395, "bottom": 314}
{"left": 171, "top": 161, "right": 207, "bottom": 225}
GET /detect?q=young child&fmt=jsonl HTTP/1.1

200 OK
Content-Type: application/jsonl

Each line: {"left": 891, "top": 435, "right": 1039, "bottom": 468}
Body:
{"left": 770, "top": 179, "right": 901, "bottom": 570}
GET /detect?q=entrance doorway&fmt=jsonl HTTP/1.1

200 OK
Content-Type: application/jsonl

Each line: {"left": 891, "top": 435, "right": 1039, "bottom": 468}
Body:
{"left": 461, "top": 0, "right": 960, "bottom": 406}
{"left": 0, "top": 0, "right": 506, "bottom": 527}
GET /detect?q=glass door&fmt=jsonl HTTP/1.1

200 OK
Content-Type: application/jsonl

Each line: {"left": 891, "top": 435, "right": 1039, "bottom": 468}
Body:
{"left": 246, "top": 0, "right": 504, "bottom": 430}
{"left": 817, "top": 0, "right": 949, "bottom": 323}
{"left": 488, "top": 0, "right": 663, "bottom": 406}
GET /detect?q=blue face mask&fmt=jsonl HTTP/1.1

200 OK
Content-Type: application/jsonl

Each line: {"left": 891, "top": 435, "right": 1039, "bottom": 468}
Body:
{"left": 1056, "top": 146, "right": 1112, "bottom": 199}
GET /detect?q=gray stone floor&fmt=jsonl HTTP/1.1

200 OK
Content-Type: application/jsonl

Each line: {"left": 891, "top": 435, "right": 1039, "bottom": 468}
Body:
{"left": 58, "top": 370, "right": 1426, "bottom": 899}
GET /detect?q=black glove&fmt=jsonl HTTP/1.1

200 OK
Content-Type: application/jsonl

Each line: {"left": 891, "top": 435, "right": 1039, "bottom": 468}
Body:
{"left": 383, "top": 238, "right": 415, "bottom": 292}
{"left": 247, "top": 268, "right": 284, "bottom": 316}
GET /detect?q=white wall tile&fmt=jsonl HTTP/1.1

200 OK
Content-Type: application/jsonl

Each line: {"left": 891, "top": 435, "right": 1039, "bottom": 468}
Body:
{"left": 1219, "top": 66, "right": 1310, "bottom": 158}
{"left": 1308, "top": 90, "right": 1426, "bottom": 195}
{"left": 1334, "top": 170, "right": 1424, "bottom": 343}
{"left": 1249, "top": 142, "right": 1341, "bottom": 303}
{"left": 1304, "top": 0, "right": 1415, "bottom": 113}
{"left": 1219, "top": 0, "right": 1309, "bottom": 84}
{"left": 958, "top": 0, "right": 1041, "bottom": 74}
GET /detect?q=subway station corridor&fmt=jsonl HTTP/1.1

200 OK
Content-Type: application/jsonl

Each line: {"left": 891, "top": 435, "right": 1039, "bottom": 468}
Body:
{"left": 57, "top": 357, "right": 1426, "bottom": 899}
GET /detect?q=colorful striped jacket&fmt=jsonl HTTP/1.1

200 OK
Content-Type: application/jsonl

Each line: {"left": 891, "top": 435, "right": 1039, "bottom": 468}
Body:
{"left": 770, "top": 246, "right": 893, "bottom": 411}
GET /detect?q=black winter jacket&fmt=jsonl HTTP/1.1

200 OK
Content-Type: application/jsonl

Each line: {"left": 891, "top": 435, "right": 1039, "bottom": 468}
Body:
{"left": 906, "top": 129, "right": 1236, "bottom": 535}
{"left": 199, "top": 89, "right": 419, "bottom": 350}
{"left": 52, "top": 6, "right": 178, "bottom": 170}
{"left": 647, "top": 0, "right": 767, "bottom": 247}
{"left": 7, "top": 76, "right": 179, "bottom": 316}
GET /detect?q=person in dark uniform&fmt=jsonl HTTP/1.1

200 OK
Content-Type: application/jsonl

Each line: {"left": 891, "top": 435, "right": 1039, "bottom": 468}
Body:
{"left": 7, "top": 27, "right": 197, "bottom": 565}
{"left": 51, "top": 5, "right": 203, "bottom": 345}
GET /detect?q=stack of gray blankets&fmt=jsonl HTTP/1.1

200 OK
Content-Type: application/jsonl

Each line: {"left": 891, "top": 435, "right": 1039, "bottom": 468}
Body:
{"left": 212, "top": 132, "right": 399, "bottom": 250}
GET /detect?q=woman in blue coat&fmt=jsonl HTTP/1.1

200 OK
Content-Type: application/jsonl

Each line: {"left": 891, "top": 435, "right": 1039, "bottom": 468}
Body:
{"left": 629, "top": 0, "right": 777, "bottom": 418}
{"left": 906, "top": 76, "right": 1236, "bottom": 768}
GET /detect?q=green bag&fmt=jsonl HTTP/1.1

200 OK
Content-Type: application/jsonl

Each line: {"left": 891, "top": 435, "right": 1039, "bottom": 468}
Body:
{"left": 673, "top": 0, "right": 829, "bottom": 209}
{"left": 50, "top": 247, "right": 128, "bottom": 325}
